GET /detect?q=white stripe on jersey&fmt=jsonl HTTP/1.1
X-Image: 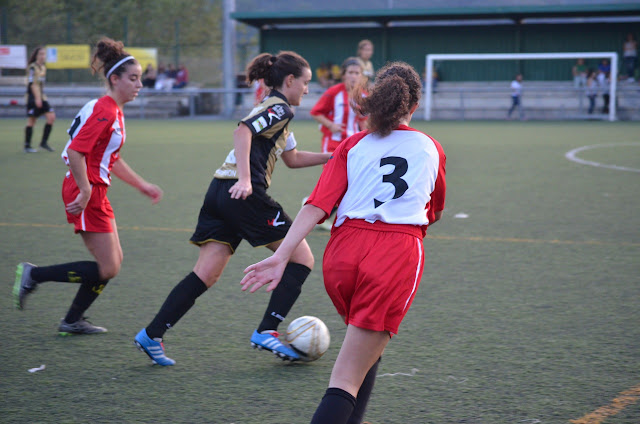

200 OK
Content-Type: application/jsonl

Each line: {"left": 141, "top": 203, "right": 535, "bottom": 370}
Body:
{"left": 61, "top": 98, "right": 125, "bottom": 185}
{"left": 335, "top": 130, "right": 440, "bottom": 227}
{"left": 403, "top": 238, "right": 423, "bottom": 312}
{"left": 331, "top": 91, "right": 359, "bottom": 141}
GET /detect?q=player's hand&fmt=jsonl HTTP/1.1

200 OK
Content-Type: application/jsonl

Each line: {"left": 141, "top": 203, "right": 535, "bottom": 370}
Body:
{"left": 329, "top": 122, "right": 345, "bottom": 134}
{"left": 35, "top": 99, "right": 42, "bottom": 108}
{"left": 65, "top": 190, "right": 90, "bottom": 215}
{"left": 241, "top": 256, "right": 288, "bottom": 293}
{"left": 140, "top": 182, "right": 163, "bottom": 204}
{"left": 229, "top": 179, "right": 252, "bottom": 200}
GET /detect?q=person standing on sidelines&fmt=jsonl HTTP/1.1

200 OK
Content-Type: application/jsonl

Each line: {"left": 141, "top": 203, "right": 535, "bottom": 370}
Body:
{"left": 241, "top": 62, "right": 447, "bottom": 424}
{"left": 14, "top": 37, "right": 163, "bottom": 335}
{"left": 24, "top": 46, "right": 56, "bottom": 153}
{"left": 134, "top": 51, "right": 331, "bottom": 366}
{"left": 507, "top": 73, "right": 524, "bottom": 120}
{"left": 356, "top": 39, "right": 375, "bottom": 89}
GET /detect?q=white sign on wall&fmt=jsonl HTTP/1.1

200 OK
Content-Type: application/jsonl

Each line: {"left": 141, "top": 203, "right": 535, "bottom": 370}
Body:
{"left": 0, "top": 45, "right": 27, "bottom": 69}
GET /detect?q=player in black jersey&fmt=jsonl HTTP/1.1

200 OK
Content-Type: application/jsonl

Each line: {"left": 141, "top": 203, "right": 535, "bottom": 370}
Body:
{"left": 134, "top": 51, "right": 331, "bottom": 366}
{"left": 24, "top": 46, "right": 56, "bottom": 153}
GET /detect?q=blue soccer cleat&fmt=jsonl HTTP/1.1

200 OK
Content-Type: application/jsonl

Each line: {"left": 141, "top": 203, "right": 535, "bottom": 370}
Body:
{"left": 134, "top": 328, "right": 175, "bottom": 366}
{"left": 250, "top": 330, "right": 300, "bottom": 361}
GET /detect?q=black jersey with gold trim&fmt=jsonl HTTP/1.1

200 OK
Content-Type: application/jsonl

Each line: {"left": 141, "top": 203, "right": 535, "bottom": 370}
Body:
{"left": 214, "top": 90, "right": 294, "bottom": 188}
{"left": 26, "top": 63, "right": 47, "bottom": 101}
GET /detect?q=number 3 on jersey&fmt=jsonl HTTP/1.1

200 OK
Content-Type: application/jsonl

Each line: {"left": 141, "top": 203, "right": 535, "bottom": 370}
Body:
{"left": 374, "top": 156, "right": 408, "bottom": 208}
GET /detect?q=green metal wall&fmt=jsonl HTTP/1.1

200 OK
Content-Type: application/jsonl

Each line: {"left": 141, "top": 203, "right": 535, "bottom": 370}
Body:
{"left": 261, "top": 22, "right": 639, "bottom": 82}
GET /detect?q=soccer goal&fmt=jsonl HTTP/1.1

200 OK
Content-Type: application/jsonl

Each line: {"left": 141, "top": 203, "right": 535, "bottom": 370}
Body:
{"left": 424, "top": 52, "right": 618, "bottom": 121}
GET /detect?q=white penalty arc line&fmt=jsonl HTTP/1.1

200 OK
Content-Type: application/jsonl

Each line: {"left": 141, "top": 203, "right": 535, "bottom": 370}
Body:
{"left": 565, "top": 143, "right": 640, "bottom": 173}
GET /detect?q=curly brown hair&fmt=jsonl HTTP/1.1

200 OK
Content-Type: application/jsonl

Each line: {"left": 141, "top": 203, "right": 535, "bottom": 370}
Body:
{"left": 91, "top": 37, "right": 137, "bottom": 85}
{"left": 355, "top": 62, "right": 422, "bottom": 137}
{"left": 246, "top": 51, "right": 309, "bottom": 89}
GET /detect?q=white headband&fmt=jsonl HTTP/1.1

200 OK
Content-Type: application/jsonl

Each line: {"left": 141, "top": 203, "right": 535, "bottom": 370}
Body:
{"left": 106, "top": 56, "right": 135, "bottom": 78}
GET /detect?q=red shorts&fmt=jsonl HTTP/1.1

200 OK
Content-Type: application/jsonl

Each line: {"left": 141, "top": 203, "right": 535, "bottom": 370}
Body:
{"left": 322, "top": 219, "right": 425, "bottom": 335}
{"left": 321, "top": 134, "right": 341, "bottom": 154}
{"left": 62, "top": 175, "right": 114, "bottom": 233}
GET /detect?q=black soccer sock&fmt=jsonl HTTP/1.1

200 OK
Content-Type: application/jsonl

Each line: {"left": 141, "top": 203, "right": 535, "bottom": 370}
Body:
{"left": 41, "top": 123, "right": 52, "bottom": 145}
{"left": 257, "top": 262, "right": 310, "bottom": 333}
{"left": 146, "top": 272, "right": 208, "bottom": 339}
{"left": 347, "top": 356, "right": 381, "bottom": 424}
{"left": 310, "top": 387, "right": 356, "bottom": 424}
{"left": 64, "top": 279, "right": 109, "bottom": 323}
{"left": 30, "top": 261, "right": 101, "bottom": 284}
{"left": 25, "top": 126, "right": 33, "bottom": 147}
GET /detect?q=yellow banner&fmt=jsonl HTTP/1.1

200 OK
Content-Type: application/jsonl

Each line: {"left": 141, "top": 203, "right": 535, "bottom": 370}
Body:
{"left": 126, "top": 48, "right": 158, "bottom": 70}
{"left": 45, "top": 45, "right": 90, "bottom": 69}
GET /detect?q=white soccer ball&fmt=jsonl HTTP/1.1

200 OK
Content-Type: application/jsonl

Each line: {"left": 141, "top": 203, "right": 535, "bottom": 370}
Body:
{"left": 285, "top": 316, "right": 330, "bottom": 362}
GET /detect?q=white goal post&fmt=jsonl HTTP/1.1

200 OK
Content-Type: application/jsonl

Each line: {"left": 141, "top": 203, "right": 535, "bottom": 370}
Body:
{"left": 424, "top": 52, "right": 618, "bottom": 121}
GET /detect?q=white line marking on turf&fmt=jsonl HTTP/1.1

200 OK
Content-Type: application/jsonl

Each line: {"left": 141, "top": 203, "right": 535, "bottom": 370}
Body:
{"left": 379, "top": 368, "right": 419, "bottom": 377}
{"left": 438, "top": 375, "right": 468, "bottom": 384}
{"left": 565, "top": 143, "right": 640, "bottom": 173}
{"left": 28, "top": 364, "right": 46, "bottom": 373}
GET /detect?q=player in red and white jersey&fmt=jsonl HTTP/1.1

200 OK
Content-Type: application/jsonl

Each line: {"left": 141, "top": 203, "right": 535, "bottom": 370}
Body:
{"left": 310, "top": 57, "right": 367, "bottom": 154}
{"left": 13, "top": 38, "right": 163, "bottom": 336}
{"left": 242, "top": 62, "right": 446, "bottom": 424}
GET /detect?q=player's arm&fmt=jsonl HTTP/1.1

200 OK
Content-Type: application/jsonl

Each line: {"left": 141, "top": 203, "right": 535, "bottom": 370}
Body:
{"left": 241, "top": 204, "right": 326, "bottom": 293}
{"left": 65, "top": 149, "right": 92, "bottom": 215}
{"left": 281, "top": 149, "right": 331, "bottom": 168}
{"left": 229, "top": 123, "right": 253, "bottom": 200}
{"left": 312, "top": 113, "right": 343, "bottom": 134}
{"left": 111, "top": 158, "right": 163, "bottom": 204}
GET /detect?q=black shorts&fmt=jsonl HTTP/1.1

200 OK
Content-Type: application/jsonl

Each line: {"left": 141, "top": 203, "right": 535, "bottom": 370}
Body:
{"left": 27, "top": 98, "right": 53, "bottom": 118}
{"left": 190, "top": 178, "right": 293, "bottom": 252}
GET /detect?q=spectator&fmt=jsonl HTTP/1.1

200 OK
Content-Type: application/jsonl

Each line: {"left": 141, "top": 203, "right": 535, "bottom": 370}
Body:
{"left": 623, "top": 32, "right": 637, "bottom": 82}
{"left": 572, "top": 58, "right": 587, "bottom": 89}
{"left": 357, "top": 39, "right": 375, "bottom": 88}
{"left": 507, "top": 73, "right": 524, "bottom": 120}
{"left": 597, "top": 68, "right": 610, "bottom": 114}
{"left": 173, "top": 64, "right": 189, "bottom": 89}
{"left": 586, "top": 69, "right": 597, "bottom": 114}
{"left": 154, "top": 64, "right": 171, "bottom": 90}
{"left": 330, "top": 62, "right": 341, "bottom": 85}
{"left": 142, "top": 63, "right": 157, "bottom": 88}
{"left": 315, "top": 62, "right": 331, "bottom": 88}
{"left": 597, "top": 59, "right": 611, "bottom": 76}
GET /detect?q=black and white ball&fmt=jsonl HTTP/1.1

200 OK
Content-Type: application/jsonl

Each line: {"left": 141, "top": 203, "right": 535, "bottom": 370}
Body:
{"left": 285, "top": 316, "right": 330, "bottom": 362}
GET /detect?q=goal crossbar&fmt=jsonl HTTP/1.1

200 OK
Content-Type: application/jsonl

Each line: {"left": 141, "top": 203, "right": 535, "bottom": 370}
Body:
{"left": 424, "top": 52, "right": 618, "bottom": 121}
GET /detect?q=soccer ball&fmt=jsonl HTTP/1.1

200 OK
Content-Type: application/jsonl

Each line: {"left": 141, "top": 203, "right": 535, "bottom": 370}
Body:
{"left": 285, "top": 316, "right": 330, "bottom": 362}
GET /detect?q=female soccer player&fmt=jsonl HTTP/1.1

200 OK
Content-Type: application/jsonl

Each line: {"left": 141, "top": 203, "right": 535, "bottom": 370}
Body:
{"left": 134, "top": 51, "right": 331, "bottom": 366}
{"left": 14, "top": 37, "right": 163, "bottom": 335}
{"left": 310, "top": 57, "right": 367, "bottom": 155}
{"left": 309, "top": 57, "right": 367, "bottom": 230}
{"left": 241, "top": 62, "right": 447, "bottom": 424}
{"left": 24, "top": 46, "right": 56, "bottom": 152}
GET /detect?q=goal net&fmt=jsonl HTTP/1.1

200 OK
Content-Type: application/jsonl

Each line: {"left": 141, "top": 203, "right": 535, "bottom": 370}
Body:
{"left": 424, "top": 52, "right": 618, "bottom": 121}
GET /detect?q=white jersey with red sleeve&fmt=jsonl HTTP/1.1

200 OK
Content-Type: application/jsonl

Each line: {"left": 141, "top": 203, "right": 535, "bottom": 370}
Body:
{"left": 310, "top": 82, "right": 362, "bottom": 142}
{"left": 307, "top": 124, "right": 446, "bottom": 230}
{"left": 60, "top": 96, "right": 125, "bottom": 186}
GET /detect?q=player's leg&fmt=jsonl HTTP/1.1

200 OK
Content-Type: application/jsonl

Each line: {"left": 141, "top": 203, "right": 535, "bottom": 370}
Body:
{"left": 39, "top": 109, "right": 56, "bottom": 151}
{"left": 135, "top": 241, "right": 232, "bottom": 366}
{"left": 57, "top": 226, "right": 122, "bottom": 335}
{"left": 249, "top": 238, "right": 313, "bottom": 360}
{"left": 146, "top": 241, "right": 232, "bottom": 339}
{"left": 24, "top": 114, "right": 37, "bottom": 152}
{"left": 310, "top": 325, "right": 390, "bottom": 424}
